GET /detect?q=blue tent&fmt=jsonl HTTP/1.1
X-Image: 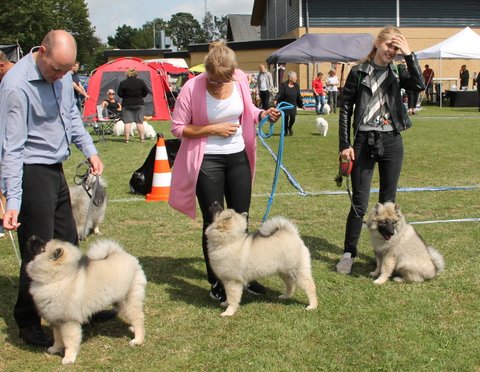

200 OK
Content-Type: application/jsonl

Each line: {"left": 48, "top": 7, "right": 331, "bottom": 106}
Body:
{"left": 266, "top": 33, "right": 374, "bottom": 64}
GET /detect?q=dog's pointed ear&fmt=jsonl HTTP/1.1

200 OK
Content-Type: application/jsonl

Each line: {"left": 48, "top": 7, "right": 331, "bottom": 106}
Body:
{"left": 50, "top": 248, "right": 64, "bottom": 261}
{"left": 374, "top": 202, "right": 382, "bottom": 215}
{"left": 394, "top": 203, "right": 401, "bottom": 213}
{"left": 27, "top": 235, "right": 47, "bottom": 255}
{"left": 241, "top": 212, "right": 248, "bottom": 219}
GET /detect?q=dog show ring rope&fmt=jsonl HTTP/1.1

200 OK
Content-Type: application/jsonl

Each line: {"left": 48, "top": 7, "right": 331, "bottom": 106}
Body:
{"left": 257, "top": 102, "right": 307, "bottom": 223}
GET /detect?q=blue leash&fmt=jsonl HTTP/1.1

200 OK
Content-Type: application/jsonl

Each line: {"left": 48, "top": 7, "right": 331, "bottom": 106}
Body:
{"left": 257, "top": 102, "right": 306, "bottom": 222}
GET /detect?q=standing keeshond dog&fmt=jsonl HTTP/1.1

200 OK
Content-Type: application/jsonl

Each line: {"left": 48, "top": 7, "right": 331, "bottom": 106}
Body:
{"left": 366, "top": 202, "right": 445, "bottom": 284}
{"left": 70, "top": 174, "right": 107, "bottom": 240}
{"left": 206, "top": 202, "right": 317, "bottom": 316}
{"left": 26, "top": 237, "right": 146, "bottom": 365}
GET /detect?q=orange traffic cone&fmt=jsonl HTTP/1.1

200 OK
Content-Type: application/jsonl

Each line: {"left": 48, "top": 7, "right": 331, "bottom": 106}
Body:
{"left": 146, "top": 136, "right": 171, "bottom": 202}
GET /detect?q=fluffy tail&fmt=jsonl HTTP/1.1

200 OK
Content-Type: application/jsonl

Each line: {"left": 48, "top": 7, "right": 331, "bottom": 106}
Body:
{"left": 87, "top": 239, "right": 125, "bottom": 260}
{"left": 427, "top": 246, "right": 445, "bottom": 273}
{"left": 258, "top": 216, "right": 298, "bottom": 237}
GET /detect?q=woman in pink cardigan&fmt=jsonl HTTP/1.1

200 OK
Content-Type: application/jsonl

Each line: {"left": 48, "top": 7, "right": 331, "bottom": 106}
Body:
{"left": 169, "top": 42, "right": 280, "bottom": 302}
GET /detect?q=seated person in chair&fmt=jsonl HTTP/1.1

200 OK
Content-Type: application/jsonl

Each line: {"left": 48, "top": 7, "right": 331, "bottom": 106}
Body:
{"left": 102, "top": 89, "right": 122, "bottom": 119}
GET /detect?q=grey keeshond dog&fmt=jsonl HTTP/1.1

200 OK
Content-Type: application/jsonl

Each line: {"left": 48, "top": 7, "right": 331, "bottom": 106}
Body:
{"left": 26, "top": 237, "right": 146, "bottom": 365}
{"left": 70, "top": 174, "right": 107, "bottom": 240}
{"left": 366, "top": 202, "right": 445, "bottom": 284}
{"left": 206, "top": 202, "right": 317, "bottom": 316}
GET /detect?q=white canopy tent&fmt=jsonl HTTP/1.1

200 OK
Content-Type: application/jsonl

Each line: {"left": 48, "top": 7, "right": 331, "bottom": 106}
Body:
{"left": 416, "top": 27, "right": 480, "bottom": 107}
{"left": 416, "top": 27, "right": 480, "bottom": 60}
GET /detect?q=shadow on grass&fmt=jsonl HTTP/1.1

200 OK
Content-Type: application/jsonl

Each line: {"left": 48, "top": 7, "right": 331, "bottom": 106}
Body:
{"left": 139, "top": 255, "right": 312, "bottom": 308}
{"left": 140, "top": 256, "right": 214, "bottom": 307}
{"left": 302, "top": 235, "right": 375, "bottom": 278}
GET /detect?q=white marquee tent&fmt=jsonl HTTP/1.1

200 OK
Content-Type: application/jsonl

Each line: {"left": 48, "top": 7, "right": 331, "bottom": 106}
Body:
{"left": 416, "top": 27, "right": 480, "bottom": 106}
{"left": 416, "top": 27, "right": 480, "bottom": 60}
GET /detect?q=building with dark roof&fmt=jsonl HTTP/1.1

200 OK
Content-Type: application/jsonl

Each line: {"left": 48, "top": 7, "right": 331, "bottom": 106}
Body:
{"left": 251, "top": 0, "right": 480, "bottom": 89}
{"left": 227, "top": 14, "right": 261, "bottom": 42}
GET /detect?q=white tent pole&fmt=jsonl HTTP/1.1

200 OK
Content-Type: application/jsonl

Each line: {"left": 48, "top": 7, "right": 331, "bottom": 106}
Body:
{"left": 440, "top": 57, "right": 443, "bottom": 108}
{"left": 276, "top": 63, "right": 279, "bottom": 89}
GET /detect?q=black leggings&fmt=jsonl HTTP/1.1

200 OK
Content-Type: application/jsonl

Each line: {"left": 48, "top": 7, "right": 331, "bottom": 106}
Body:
{"left": 196, "top": 150, "right": 252, "bottom": 284}
{"left": 343, "top": 131, "right": 404, "bottom": 257}
{"left": 283, "top": 114, "right": 296, "bottom": 134}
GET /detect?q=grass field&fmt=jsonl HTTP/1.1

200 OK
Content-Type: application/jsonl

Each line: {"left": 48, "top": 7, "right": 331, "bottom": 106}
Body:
{"left": 1, "top": 105, "right": 479, "bottom": 371}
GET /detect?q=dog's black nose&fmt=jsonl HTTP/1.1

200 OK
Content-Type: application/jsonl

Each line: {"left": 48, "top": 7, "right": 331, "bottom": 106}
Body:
{"left": 27, "top": 235, "right": 47, "bottom": 255}
{"left": 209, "top": 201, "right": 224, "bottom": 219}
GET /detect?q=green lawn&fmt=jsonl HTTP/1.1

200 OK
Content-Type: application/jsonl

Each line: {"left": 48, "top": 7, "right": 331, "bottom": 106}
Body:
{"left": 1, "top": 105, "right": 479, "bottom": 371}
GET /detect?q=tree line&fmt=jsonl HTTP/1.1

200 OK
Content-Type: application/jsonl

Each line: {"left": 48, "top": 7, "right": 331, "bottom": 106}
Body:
{"left": 108, "top": 12, "right": 227, "bottom": 51}
{"left": 0, "top": 0, "right": 227, "bottom": 71}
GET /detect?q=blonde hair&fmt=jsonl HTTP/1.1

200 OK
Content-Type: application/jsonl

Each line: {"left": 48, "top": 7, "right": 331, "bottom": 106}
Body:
{"left": 126, "top": 68, "right": 137, "bottom": 78}
{"left": 364, "top": 26, "right": 402, "bottom": 62}
{"left": 204, "top": 41, "right": 237, "bottom": 81}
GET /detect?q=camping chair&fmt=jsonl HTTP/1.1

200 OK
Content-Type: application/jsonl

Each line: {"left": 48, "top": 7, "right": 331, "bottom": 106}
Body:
{"left": 94, "top": 104, "right": 119, "bottom": 142}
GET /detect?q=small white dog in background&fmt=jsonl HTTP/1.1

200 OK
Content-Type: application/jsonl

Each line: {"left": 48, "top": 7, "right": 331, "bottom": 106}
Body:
{"left": 322, "top": 103, "right": 331, "bottom": 115}
{"left": 112, "top": 121, "right": 156, "bottom": 139}
{"left": 315, "top": 117, "right": 329, "bottom": 137}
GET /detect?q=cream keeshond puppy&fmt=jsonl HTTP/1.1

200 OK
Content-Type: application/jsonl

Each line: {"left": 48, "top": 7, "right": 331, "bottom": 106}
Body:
{"left": 366, "top": 202, "right": 445, "bottom": 284}
{"left": 70, "top": 174, "right": 107, "bottom": 240}
{"left": 206, "top": 203, "right": 317, "bottom": 317}
{"left": 26, "top": 236, "right": 146, "bottom": 365}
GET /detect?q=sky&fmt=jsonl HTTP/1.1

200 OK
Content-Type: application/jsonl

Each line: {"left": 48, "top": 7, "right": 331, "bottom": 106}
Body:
{"left": 85, "top": 0, "right": 255, "bottom": 43}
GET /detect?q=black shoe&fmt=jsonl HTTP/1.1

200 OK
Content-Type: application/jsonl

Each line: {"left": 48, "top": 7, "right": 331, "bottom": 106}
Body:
{"left": 288, "top": 128, "right": 293, "bottom": 136}
{"left": 209, "top": 281, "right": 226, "bottom": 302}
{"left": 88, "top": 309, "right": 118, "bottom": 324}
{"left": 246, "top": 281, "right": 267, "bottom": 295}
{"left": 19, "top": 325, "right": 53, "bottom": 348}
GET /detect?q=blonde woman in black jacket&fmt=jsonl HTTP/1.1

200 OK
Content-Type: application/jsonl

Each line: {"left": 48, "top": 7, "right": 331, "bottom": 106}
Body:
{"left": 336, "top": 26, "right": 425, "bottom": 275}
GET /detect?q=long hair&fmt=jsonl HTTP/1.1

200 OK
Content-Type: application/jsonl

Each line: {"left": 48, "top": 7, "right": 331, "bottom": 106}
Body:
{"left": 204, "top": 40, "right": 237, "bottom": 81}
{"left": 362, "top": 26, "right": 402, "bottom": 63}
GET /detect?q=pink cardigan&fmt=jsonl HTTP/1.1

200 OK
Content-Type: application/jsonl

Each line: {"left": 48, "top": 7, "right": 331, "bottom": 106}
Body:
{"left": 169, "top": 70, "right": 263, "bottom": 219}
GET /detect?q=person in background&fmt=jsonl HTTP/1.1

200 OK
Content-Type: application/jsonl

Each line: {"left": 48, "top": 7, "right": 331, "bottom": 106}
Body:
{"left": 336, "top": 26, "right": 424, "bottom": 275}
{"left": 256, "top": 64, "right": 274, "bottom": 110}
{"left": 326, "top": 69, "right": 339, "bottom": 113}
{"left": 102, "top": 89, "right": 122, "bottom": 119}
{"left": 274, "top": 71, "right": 304, "bottom": 136}
{"left": 168, "top": 41, "right": 280, "bottom": 303}
{"left": 0, "top": 30, "right": 104, "bottom": 347}
{"left": 0, "top": 50, "right": 15, "bottom": 238}
{"left": 0, "top": 50, "right": 15, "bottom": 81}
{"left": 312, "top": 72, "right": 326, "bottom": 115}
{"left": 406, "top": 88, "right": 419, "bottom": 115}
{"left": 118, "top": 68, "right": 149, "bottom": 143}
{"left": 459, "top": 65, "right": 469, "bottom": 90}
{"left": 422, "top": 64, "right": 435, "bottom": 103}
{"left": 71, "top": 61, "right": 89, "bottom": 111}
{"left": 476, "top": 72, "right": 480, "bottom": 112}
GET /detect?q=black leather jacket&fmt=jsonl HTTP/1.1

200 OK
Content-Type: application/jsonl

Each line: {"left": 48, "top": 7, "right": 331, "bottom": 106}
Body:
{"left": 339, "top": 53, "right": 425, "bottom": 151}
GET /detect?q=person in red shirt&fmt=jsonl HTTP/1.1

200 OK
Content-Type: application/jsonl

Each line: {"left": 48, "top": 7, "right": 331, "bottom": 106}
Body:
{"left": 312, "top": 72, "right": 326, "bottom": 114}
{"left": 422, "top": 65, "right": 435, "bottom": 103}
